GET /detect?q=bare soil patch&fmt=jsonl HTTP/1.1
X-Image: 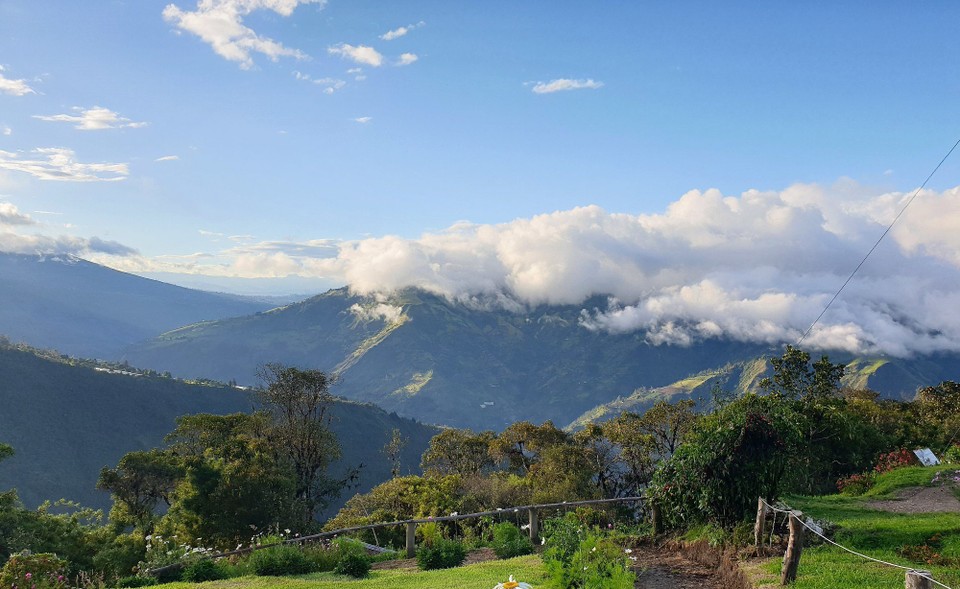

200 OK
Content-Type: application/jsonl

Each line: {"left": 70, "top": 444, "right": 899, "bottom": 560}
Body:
{"left": 866, "top": 485, "right": 960, "bottom": 514}
{"left": 630, "top": 541, "right": 751, "bottom": 589}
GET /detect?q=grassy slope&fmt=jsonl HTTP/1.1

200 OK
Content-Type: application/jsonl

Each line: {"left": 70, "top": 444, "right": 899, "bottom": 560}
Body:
{"left": 750, "top": 465, "right": 960, "bottom": 588}
{"left": 158, "top": 555, "right": 546, "bottom": 589}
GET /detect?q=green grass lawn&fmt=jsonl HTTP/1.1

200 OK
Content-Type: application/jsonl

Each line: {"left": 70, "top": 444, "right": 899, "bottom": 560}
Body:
{"left": 751, "top": 465, "right": 960, "bottom": 588}
{"left": 157, "top": 555, "right": 547, "bottom": 589}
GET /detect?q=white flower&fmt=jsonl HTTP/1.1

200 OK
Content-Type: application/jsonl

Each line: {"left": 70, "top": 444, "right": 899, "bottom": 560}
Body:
{"left": 284, "top": 529, "right": 291, "bottom": 534}
{"left": 624, "top": 548, "right": 632, "bottom": 554}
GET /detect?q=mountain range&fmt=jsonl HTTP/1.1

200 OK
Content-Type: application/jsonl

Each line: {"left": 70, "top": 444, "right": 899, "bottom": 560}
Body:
{"left": 0, "top": 252, "right": 282, "bottom": 359}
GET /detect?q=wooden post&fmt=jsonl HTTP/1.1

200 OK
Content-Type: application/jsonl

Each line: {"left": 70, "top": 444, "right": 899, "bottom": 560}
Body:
{"left": 528, "top": 508, "right": 539, "bottom": 544}
{"left": 906, "top": 570, "right": 933, "bottom": 589}
{"left": 780, "top": 511, "right": 804, "bottom": 585}
{"left": 405, "top": 522, "right": 416, "bottom": 558}
{"left": 754, "top": 497, "right": 768, "bottom": 551}
{"left": 651, "top": 503, "right": 662, "bottom": 535}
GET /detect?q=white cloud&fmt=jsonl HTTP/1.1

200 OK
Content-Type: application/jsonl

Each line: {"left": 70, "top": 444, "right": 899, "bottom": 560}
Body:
{"left": 531, "top": 78, "right": 604, "bottom": 94}
{"left": 349, "top": 301, "right": 404, "bottom": 323}
{"left": 298, "top": 181, "right": 960, "bottom": 357}
{"left": 1, "top": 125, "right": 11, "bottom": 136}
{"left": 0, "top": 148, "right": 128, "bottom": 182}
{"left": 0, "top": 231, "right": 137, "bottom": 257}
{"left": 0, "top": 66, "right": 35, "bottom": 96}
{"left": 353, "top": 116, "right": 372, "bottom": 124}
{"left": 34, "top": 106, "right": 147, "bottom": 131}
{"left": 293, "top": 71, "right": 345, "bottom": 93}
{"left": 397, "top": 53, "right": 418, "bottom": 66}
{"left": 0, "top": 202, "right": 34, "bottom": 226}
{"left": 328, "top": 43, "right": 383, "bottom": 67}
{"left": 155, "top": 155, "right": 180, "bottom": 162}
{"left": 379, "top": 21, "right": 424, "bottom": 41}
{"left": 162, "top": 0, "right": 325, "bottom": 69}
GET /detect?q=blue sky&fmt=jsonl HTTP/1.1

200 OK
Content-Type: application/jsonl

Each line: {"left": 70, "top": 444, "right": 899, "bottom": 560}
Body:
{"left": 2, "top": 1, "right": 960, "bottom": 355}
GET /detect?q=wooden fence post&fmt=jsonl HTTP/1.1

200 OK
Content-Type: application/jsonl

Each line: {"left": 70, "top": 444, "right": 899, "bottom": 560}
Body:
{"left": 780, "top": 511, "right": 804, "bottom": 585}
{"left": 906, "top": 570, "right": 933, "bottom": 589}
{"left": 528, "top": 508, "right": 539, "bottom": 544}
{"left": 405, "top": 522, "right": 416, "bottom": 558}
{"left": 651, "top": 503, "right": 662, "bottom": 535}
{"left": 754, "top": 497, "right": 768, "bottom": 552}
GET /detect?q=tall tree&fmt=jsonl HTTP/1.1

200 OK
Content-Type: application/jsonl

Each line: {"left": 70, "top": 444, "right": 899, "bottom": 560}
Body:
{"left": 382, "top": 428, "right": 409, "bottom": 478}
{"left": 256, "top": 363, "right": 345, "bottom": 523}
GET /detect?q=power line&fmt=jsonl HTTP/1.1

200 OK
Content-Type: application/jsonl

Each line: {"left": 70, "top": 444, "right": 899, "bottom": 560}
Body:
{"left": 797, "top": 136, "right": 960, "bottom": 346}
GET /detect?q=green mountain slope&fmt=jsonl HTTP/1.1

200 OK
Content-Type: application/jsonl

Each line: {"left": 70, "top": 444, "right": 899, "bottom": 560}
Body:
{"left": 124, "top": 288, "right": 780, "bottom": 430}
{"left": 0, "top": 343, "right": 438, "bottom": 518}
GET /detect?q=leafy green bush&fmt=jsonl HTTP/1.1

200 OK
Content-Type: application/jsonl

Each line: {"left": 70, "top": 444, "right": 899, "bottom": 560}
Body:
{"left": 944, "top": 444, "right": 960, "bottom": 465}
{"left": 0, "top": 552, "right": 68, "bottom": 589}
{"left": 181, "top": 559, "right": 228, "bottom": 582}
{"left": 247, "top": 545, "right": 313, "bottom": 576}
{"left": 115, "top": 575, "right": 158, "bottom": 587}
{"left": 491, "top": 522, "right": 533, "bottom": 559}
{"left": 333, "top": 553, "right": 370, "bottom": 578}
{"left": 416, "top": 538, "right": 466, "bottom": 570}
{"left": 540, "top": 524, "right": 634, "bottom": 589}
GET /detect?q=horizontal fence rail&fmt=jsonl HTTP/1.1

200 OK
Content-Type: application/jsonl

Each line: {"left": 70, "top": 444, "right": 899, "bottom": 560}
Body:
{"left": 148, "top": 495, "right": 645, "bottom": 575}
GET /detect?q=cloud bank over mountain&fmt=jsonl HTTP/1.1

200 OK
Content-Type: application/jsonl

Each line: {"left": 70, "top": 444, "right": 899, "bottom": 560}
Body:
{"left": 321, "top": 180, "right": 960, "bottom": 356}
{"left": 4, "top": 180, "right": 960, "bottom": 355}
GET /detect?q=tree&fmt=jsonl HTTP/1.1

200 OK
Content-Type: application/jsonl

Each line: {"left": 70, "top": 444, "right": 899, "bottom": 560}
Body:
{"left": 421, "top": 429, "right": 496, "bottom": 477}
{"left": 256, "top": 363, "right": 346, "bottom": 523}
{"left": 382, "top": 428, "right": 409, "bottom": 478}
{"left": 759, "top": 345, "right": 844, "bottom": 400}
{"left": 635, "top": 399, "right": 698, "bottom": 459}
{"left": 0, "top": 443, "right": 12, "bottom": 464}
{"left": 96, "top": 450, "right": 181, "bottom": 533}
{"left": 489, "top": 421, "right": 568, "bottom": 474}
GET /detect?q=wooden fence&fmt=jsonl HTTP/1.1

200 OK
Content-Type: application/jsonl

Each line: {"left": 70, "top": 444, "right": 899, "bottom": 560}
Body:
{"left": 149, "top": 495, "right": 645, "bottom": 575}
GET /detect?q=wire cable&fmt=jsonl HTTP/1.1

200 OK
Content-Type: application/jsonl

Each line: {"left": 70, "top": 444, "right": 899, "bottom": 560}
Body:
{"left": 759, "top": 498, "right": 954, "bottom": 589}
{"left": 797, "top": 136, "right": 960, "bottom": 346}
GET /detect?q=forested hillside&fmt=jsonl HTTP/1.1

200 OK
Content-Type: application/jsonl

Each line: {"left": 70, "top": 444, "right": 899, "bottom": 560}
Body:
{"left": 0, "top": 343, "right": 438, "bottom": 516}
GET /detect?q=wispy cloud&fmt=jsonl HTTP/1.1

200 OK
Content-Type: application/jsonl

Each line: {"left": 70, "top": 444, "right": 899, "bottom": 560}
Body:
{"left": 0, "top": 148, "right": 128, "bottom": 182}
{"left": 293, "top": 71, "right": 346, "bottom": 94}
{"left": 155, "top": 155, "right": 180, "bottom": 162}
{"left": 162, "top": 0, "right": 325, "bottom": 69}
{"left": 34, "top": 106, "right": 147, "bottom": 131}
{"left": 397, "top": 53, "right": 418, "bottom": 66}
{"left": 379, "top": 21, "right": 425, "bottom": 41}
{"left": 353, "top": 117, "right": 372, "bottom": 124}
{"left": 531, "top": 78, "right": 604, "bottom": 94}
{"left": 1, "top": 125, "right": 10, "bottom": 136}
{"left": 0, "top": 66, "right": 35, "bottom": 96}
{"left": 328, "top": 43, "right": 383, "bottom": 67}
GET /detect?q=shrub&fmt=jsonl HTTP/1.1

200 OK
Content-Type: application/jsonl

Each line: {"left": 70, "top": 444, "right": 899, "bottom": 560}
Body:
{"left": 0, "top": 553, "right": 68, "bottom": 589}
{"left": 837, "top": 472, "right": 875, "bottom": 496}
{"left": 491, "top": 522, "right": 533, "bottom": 559}
{"left": 541, "top": 529, "right": 634, "bottom": 589}
{"left": 943, "top": 444, "right": 960, "bottom": 465}
{"left": 247, "top": 545, "right": 313, "bottom": 576}
{"left": 874, "top": 449, "right": 916, "bottom": 474}
{"left": 540, "top": 516, "right": 583, "bottom": 568}
{"left": 181, "top": 559, "right": 228, "bottom": 582}
{"left": 333, "top": 553, "right": 371, "bottom": 578}
{"left": 416, "top": 538, "right": 466, "bottom": 570}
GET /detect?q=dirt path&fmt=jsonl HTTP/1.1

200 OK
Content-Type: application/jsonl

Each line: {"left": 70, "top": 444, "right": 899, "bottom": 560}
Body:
{"left": 630, "top": 544, "right": 728, "bottom": 589}
{"left": 866, "top": 478, "right": 960, "bottom": 514}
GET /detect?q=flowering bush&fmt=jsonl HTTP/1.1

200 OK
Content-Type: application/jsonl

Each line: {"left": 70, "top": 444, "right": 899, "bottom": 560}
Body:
{"left": 873, "top": 449, "right": 915, "bottom": 474}
{"left": 0, "top": 552, "right": 68, "bottom": 589}
{"left": 836, "top": 472, "right": 875, "bottom": 496}
{"left": 135, "top": 534, "right": 215, "bottom": 582}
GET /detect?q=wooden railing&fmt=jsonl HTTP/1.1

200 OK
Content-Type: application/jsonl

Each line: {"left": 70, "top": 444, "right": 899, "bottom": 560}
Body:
{"left": 148, "top": 495, "right": 645, "bottom": 575}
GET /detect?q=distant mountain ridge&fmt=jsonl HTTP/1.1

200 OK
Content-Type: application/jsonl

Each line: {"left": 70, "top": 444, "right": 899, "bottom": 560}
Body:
{"left": 0, "top": 342, "right": 439, "bottom": 517}
{"left": 123, "top": 287, "right": 959, "bottom": 432}
{"left": 0, "top": 252, "right": 284, "bottom": 358}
